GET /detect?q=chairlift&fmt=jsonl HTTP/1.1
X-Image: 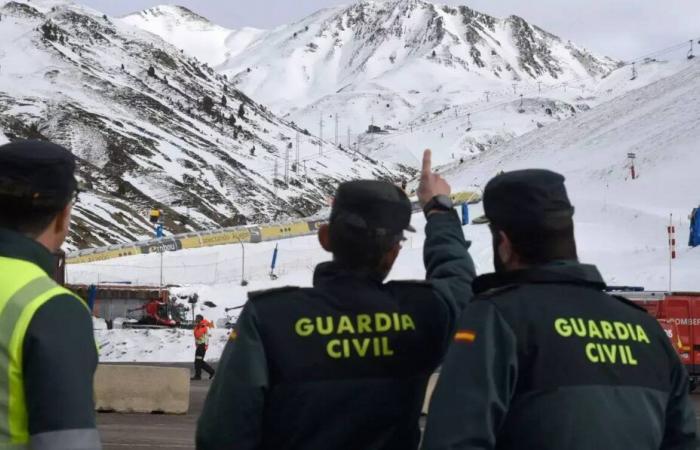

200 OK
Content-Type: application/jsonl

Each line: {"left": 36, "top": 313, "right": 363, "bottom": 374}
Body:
{"left": 688, "top": 40, "right": 695, "bottom": 60}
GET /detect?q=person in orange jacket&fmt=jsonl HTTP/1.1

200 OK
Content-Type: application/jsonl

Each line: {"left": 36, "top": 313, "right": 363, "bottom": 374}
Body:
{"left": 192, "top": 314, "right": 215, "bottom": 380}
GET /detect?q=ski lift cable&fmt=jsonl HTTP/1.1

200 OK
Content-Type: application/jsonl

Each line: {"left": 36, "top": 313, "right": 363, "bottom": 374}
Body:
{"left": 401, "top": 35, "right": 700, "bottom": 137}
{"left": 389, "top": 80, "right": 567, "bottom": 137}
{"left": 622, "top": 35, "right": 700, "bottom": 66}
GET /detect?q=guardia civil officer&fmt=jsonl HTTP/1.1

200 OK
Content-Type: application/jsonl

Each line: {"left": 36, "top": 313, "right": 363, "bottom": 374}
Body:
{"left": 197, "top": 150, "right": 476, "bottom": 450}
{"left": 0, "top": 140, "right": 101, "bottom": 449}
{"left": 422, "top": 170, "right": 697, "bottom": 450}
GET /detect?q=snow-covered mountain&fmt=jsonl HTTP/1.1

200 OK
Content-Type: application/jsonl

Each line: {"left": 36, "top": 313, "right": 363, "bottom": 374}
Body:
{"left": 0, "top": 0, "right": 398, "bottom": 249}
{"left": 125, "top": 0, "right": 620, "bottom": 166}
{"left": 218, "top": 0, "right": 617, "bottom": 106}
{"left": 120, "top": 5, "right": 263, "bottom": 67}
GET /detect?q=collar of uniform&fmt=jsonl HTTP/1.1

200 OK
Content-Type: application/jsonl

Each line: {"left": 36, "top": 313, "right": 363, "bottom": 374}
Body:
{"left": 473, "top": 261, "right": 606, "bottom": 295}
{"left": 313, "top": 261, "right": 385, "bottom": 288}
{"left": 0, "top": 227, "right": 55, "bottom": 275}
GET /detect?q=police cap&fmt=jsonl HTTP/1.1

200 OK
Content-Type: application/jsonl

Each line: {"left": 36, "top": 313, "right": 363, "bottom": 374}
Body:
{"left": 331, "top": 180, "right": 415, "bottom": 237}
{"left": 484, "top": 169, "right": 574, "bottom": 230}
{"left": 0, "top": 140, "right": 78, "bottom": 210}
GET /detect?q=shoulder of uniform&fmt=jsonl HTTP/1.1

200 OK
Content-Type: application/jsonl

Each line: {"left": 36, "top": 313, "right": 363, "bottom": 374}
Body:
{"left": 248, "top": 286, "right": 302, "bottom": 302}
{"left": 474, "top": 284, "right": 521, "bottom": 302}
{"left": 609, "top": 294, "right": 647, "bottom": 313}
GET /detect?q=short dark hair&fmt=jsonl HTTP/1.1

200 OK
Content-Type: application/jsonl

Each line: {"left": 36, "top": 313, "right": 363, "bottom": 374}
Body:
{"left": 0, "top": 200, "right": 66, "bottom": 237}
{"left": 329, "top": 222, "right": 400, "bottom": 271}
{"left": 491, "top": 222, "right": 578, "bottom": 265}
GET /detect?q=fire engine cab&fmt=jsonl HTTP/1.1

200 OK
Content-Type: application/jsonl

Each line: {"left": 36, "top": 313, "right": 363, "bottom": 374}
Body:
{"left": 609, "top": 288, "right": 700, "bottom": 390}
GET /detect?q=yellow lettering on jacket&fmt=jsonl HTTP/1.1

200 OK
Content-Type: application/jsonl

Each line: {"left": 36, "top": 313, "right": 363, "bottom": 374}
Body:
{"left": 295, "top": 313, "right": 416, "bottom": 359}
{"left": 555, "top": 317, "right": 650, "bottom": 367}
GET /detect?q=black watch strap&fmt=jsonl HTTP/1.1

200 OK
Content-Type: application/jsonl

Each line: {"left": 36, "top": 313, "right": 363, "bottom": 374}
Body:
{"left": 423, "top": 195, "right": 454, "bottom": 216}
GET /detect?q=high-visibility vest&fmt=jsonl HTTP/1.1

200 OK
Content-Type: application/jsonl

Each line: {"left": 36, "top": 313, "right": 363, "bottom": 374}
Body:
{"left": 0, "top": 256, "right": 88, "bottom": 447}
{"left": 194, "top": 320, "right": 212, "bottom": 345}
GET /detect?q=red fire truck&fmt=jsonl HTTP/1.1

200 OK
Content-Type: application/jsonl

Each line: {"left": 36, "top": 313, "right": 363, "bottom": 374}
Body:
{"left": 610, "top": 288, "right": 700, "bottom": 390}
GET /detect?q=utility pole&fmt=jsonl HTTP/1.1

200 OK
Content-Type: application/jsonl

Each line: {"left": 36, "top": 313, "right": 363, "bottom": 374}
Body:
{"left": 235, "top": 235, "right": 247, "bottom": 286}
{"left": 273, "top": 158, "right": 278, "bottom": 195}
{"left": 334, "top": 114, "right": 339, "bottom": 146}
{"left": 512, "top": 83, "right": 517, "bottom": 95}
{"left": 295, "top": 130, "right": 300, "bottom": 173}
{"left": 319, "top": 114, "right": 324, "bottom": 156}
{"left": 284, "top": 143, "right": 290, "bottom": 184}
{"left": 668, "top": 214, "right": 676, "bottom": 292}
{"left": 627, "top": 152, "right": 637, "bottom": 180}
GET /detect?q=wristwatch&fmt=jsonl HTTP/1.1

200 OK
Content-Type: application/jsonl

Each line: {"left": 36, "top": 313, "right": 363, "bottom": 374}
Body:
{"left": 423, "top": 195, "right": 454, "bottom": 217}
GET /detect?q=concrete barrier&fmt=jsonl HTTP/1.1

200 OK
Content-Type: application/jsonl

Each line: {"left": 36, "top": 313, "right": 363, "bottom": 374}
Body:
{"left": 94, "top": 365, "right": 190, "bottom": 414}
{"left": 422, "top": 373, "right": 440, "bottom": 415}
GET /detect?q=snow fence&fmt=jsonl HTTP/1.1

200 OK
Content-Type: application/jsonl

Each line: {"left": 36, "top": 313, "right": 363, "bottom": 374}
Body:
{"left": 67, "top": 191, "right": 481, "bottom": 265}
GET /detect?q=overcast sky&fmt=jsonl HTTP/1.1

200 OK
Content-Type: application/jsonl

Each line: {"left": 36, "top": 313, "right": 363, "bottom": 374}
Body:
{"left": 83, "top": 0, "right": 699, "bottom": 60}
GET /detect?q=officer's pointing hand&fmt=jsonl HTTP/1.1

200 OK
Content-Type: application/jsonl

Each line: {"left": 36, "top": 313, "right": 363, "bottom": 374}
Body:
{"left": 417, "top": 149, "right": 451, "bottom": 207}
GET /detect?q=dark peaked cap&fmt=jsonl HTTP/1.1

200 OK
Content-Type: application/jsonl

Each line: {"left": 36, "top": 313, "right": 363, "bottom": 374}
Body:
{"left": 331, "top": 180, "right": 415, "bottom": 236}
{"left": 484, "top": 169, "right": 575, "bottom": 230}
{"left": 0, "top": 140, "right": 78, "bottom": 210}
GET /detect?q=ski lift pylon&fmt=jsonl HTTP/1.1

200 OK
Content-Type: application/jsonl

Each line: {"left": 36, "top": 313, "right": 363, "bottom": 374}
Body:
{"left": 630, "top": 62, "right": 637, "bottom": 81}
{"left": 518, "top": 94, "right": 525, "bottom": 114}
{"left": 688, "top": 40, "right": 695, "bottom": 60}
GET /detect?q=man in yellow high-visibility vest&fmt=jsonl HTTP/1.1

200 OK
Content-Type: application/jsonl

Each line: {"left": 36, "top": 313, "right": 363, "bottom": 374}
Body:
{"left": 0, "top": 140, "right": 101, "bottom": 449}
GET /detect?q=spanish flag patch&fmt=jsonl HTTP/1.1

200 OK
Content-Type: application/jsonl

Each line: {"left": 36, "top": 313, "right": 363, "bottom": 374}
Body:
{"left": 229, "top": 329, "right": 238, "bottom": 341}
{"left": 454, "top": 330, "right": 476, "bottom": 343}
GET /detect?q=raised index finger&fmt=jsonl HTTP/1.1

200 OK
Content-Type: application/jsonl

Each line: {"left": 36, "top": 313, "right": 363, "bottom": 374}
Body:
{"left": 422, "top": 149, "right": 432, "bottom": 176}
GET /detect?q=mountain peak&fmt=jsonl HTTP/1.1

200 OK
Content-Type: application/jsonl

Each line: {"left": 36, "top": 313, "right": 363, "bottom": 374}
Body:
{"left": 125, "top": 4, "right": 212, "bottom": 25}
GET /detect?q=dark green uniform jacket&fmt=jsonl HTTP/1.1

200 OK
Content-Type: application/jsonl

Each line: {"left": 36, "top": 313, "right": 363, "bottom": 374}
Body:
{"left": 197, "top": 211, "right": 475, "bottom": 450}
{"left": 0, "top": 229, "right": 100, "bottom": 449}
{"left": 422, "top": 262, "right": 697, "bottom": 450}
